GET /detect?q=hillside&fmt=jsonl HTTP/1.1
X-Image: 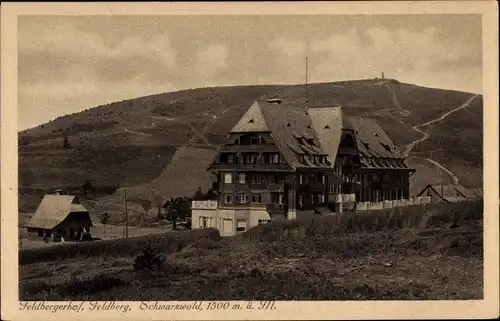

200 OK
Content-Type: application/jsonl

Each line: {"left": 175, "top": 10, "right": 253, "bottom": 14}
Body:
{"left": 18, "top": 79, "right": 483, "bottom": 212}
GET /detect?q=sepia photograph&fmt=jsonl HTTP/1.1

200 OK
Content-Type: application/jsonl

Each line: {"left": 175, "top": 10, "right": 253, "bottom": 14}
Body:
{"left": 1, "top": 2, "right": 499, "bottom": 320}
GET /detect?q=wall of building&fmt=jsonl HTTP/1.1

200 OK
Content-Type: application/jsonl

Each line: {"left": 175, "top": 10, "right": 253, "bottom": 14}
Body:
{"left": 192, "top": 201, "right": 271, "bottom": 237}
{"left": 356, "top": 196, "right": 431, "bottom": 211}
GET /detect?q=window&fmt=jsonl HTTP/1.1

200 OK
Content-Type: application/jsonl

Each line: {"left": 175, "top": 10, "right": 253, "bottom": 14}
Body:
{"left": 299, "top": 154, "right": 305, "bottom": 163}
{"left": 238, "top": 173, "right": 246, "bottom": 184}
{"left": 299, "top": 174, "right": 304, "bottom": 184}
{"left": 251, "top": 193, "right": 263, "bottom": 203}
{"left": 224, "top": 173, "right": 233, "bottom": 184}
{"left": 238, "top": 193, "right": 247, "bottom": 203}
{"left": 200, "top": 216, "right": 208, "bottom": 228}
{"left": 224, "top": 194, "right": 232, "bottom": 204}
{"left": 271, "top": 153, "right": 280, "bottom": 164}
{"left": 257, "top": 136, "right": 264, "bottom": 144}
{"left": 251, "top": 174, "right": 263, "bottom": 184}
{"left": 262, "top": 153, "right": 271, "bottom": 164}
{"left": 236, "top": 219, "right": 246, "bottom": 232}
{"left": 258, "top": 219, "right": 271, "bottom": 225}
{"left": 271, "top": 192, "right": 284, "bottom": 204}
{"left": 243, "top": 153, "right": 258, "bottom": 164}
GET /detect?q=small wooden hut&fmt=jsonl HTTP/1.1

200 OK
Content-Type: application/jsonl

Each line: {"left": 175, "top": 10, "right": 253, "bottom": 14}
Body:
{"left": 25, "top": 194, "right": 93, "bottom": 242}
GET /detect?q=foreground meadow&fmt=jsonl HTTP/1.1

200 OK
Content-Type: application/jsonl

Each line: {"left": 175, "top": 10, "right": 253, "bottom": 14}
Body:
{"left": 19, "top": 201, "right": 483, "bottom": 300}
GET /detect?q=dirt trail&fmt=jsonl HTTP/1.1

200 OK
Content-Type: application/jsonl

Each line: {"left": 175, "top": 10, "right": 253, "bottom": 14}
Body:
{"left": 389, "top": 85, "right": 478, "bottom": 186}
{"left": 404, "top": 94, "right": 479, "bottom": 155}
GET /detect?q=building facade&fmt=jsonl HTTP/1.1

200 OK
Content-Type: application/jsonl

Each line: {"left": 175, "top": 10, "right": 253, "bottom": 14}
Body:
{"left": 192, "top": 98, "right": 416, "bottom": 236}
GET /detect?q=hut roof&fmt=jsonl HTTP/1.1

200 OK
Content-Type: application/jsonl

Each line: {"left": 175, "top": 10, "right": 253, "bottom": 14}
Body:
{"left": 25, "top": 194, "right": 90, "bottom": 229}
{"left": 417, "top": 184, "right": 480, "bottom": 201}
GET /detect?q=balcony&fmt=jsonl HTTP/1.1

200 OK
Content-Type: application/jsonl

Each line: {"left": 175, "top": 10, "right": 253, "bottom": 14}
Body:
{"left": 332, "top": 194, "right": 356, "bottom": 203}
{"left": 266, "top": 203, "right": 286, "bottom": 215}
{"left": 298, "top": 183, "right": 326, "bottom": 193}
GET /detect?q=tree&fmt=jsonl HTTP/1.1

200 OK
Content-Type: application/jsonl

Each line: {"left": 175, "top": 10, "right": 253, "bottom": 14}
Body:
{"left": 164, "top": 196, "right": 192, "bottom": 229}
{"left": 193, "top": 186, "right": 205, "bottom": 200}
{"left": 63, "top": 133, "right": 71, "bottom": 149}
{"left": 82, "top": 180, "right": 94, "bottom": 198}
{"left": 100, "top": 212, "right": 110, "bottom": 238}
{"left": 127, "top": 188, "right": 154, "bottom": 220}
{"left": 152, "top": 193, "right": 164, "bottom": 220}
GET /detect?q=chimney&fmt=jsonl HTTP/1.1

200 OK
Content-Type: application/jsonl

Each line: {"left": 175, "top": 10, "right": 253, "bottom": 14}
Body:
{"left": 267, "top": 98, "right": 282, "bottom": 105}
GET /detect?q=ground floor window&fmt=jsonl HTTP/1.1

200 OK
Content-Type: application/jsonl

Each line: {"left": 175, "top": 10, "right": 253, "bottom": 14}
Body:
{"left": 224, "top": 194, "right": 232, "bottom": 203}
{"left": 199, "top": 216, "right": 214, "bottom": 228}
{"left": 236, "top": 219, "right": 246, "bottom": 232}
{"left": 258, "top": 219, "right": 271, "bottom": 225}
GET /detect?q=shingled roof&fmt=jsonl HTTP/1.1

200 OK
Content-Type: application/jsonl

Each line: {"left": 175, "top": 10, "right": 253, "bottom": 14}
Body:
{"left": 258, "top": 100, "right": 331, "bottom": 169}
{"left": 308, "top": 106, "right": 343, "bottom": 165}
{"left": 347, "top": 116, "right": 404, "bottom": 159}
{"left": 25, "top": 195, "right": 91, "bottom": 229}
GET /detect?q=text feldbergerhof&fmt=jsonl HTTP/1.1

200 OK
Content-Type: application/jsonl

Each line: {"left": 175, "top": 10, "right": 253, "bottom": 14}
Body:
{"left": 19, "top": 301, "right": 85, "bottom": 313}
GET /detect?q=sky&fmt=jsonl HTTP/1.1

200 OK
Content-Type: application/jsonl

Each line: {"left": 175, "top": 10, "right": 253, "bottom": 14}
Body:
{"left": 18, "top": 14, "right": 482, "bottom": 130}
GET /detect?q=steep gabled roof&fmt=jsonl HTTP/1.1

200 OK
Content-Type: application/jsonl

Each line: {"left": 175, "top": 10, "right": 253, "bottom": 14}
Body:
{"left": 417, "top": 184, "right": 480, "bottom": 201}
{"left": 230, "top": 101, "right": 270, "bottom": 133}
{"left": 259, "top": 100, "right": 330, "bottom": 169}
{"left": 308, "top": 106, "right": 343, "bottom": 165}
{"left": 26, "top": 195, "right": 90, "bottom": 229}
{"left": 347, "top": 116, "right": 404, "bottom": 158}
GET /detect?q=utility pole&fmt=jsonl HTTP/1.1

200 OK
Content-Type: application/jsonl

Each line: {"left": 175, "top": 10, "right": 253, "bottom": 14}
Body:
{"left": 124, "top": 188, "right": 129, "bottom": 238}
{"left": 440, "top": 170, "right": 444, "bottom": 200}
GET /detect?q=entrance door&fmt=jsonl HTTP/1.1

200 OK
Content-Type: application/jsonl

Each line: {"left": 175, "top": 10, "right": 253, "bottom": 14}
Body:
{"left": 223, "top": 219, "right": 233, "bottom": 235}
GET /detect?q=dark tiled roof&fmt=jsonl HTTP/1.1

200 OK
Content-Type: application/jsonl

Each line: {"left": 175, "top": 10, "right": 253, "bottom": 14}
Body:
{"left": 258, "top": 100, "right": 330, "bottom": 169}
{"left": 347, "top": 116, "right": 404, "bottom": 158}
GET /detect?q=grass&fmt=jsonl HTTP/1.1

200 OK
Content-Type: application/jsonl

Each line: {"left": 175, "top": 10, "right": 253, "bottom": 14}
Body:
{"left": 19, "top": 228, "right": 221, "bottom": 265}
{"left": 18, "top": 80, "right": 483, "bottom": 192}
{"left": 19, "top": 200, "right": 483, "bottom": 300}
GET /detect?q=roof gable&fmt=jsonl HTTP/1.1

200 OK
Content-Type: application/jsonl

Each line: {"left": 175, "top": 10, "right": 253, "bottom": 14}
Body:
{"left": 308, "top": 106, "right": 344, "bottom": 165}
{"left": 347, "top": 116, "right": 403, "bottom": 158}
{"left": 259, "top": 100, "right": 330, "bottom": 169}
{"left": 26, "top": 195, "right": 90, "bottom": 229}
{"left": 230, "top": 101, "right": 269, "bottom": 133}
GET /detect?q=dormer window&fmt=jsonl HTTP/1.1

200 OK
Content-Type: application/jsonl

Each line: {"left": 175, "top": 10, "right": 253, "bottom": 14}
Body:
{"left": 249, "top": 119, "right": 255, "bottom": 123}
{"left": 324, "top": 125, "right": 330, "bottom": 129}
{"left": 299, "top": 154, "right": 305, "bottom": 163}
{"left": 286, "top": 123, "right": 291, "bottom": 127}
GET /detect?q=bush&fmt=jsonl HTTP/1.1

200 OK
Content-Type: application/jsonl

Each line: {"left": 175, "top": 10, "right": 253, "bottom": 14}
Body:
{"left": 133, "top": 246, "right": 164, "bottom": 272}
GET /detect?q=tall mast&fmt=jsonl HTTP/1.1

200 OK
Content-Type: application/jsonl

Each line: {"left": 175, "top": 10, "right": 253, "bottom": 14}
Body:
{"left": 305, "top": 56, "right": 309, "bottom": 111}
{"left": 305, "top": 37, "right": 309, "bottom": 112}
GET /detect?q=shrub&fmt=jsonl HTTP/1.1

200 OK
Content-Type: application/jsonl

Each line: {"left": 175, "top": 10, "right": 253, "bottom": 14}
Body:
{"left": 133, "top": 246, "right": 164, "bottom": 272}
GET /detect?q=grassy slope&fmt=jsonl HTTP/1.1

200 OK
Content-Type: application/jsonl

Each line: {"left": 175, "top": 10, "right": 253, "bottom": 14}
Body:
{"left": 18, "top": 79, "right": 483, "bottom": 211}
{"left": 19, "top": 201, "right": 483, "bottom": 300}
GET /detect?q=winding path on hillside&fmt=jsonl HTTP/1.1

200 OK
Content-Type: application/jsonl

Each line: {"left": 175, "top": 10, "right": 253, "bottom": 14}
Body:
{"left": 387, "top": 84, "right": 479, "bottom": 185}
{"left": 403, "top": 94, "right": 479, "bottom": 155}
